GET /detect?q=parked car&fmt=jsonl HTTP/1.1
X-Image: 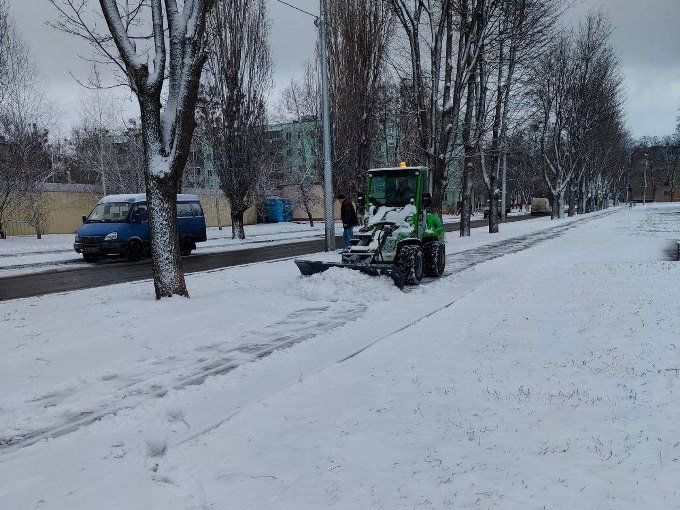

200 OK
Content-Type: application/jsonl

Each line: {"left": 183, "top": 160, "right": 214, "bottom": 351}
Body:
{"left": 530, "top": 197, "right": 552, "bottom": 216}
{"left": 74, "top": 193, "right": 207, "bottom": 263}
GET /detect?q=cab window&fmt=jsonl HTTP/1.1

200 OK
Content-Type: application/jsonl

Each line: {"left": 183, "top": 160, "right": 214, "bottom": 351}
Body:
{"left": 177, "top": 203, "right": 194, "bottom": 218}
{"left": 191, "top": 202, "right": 204, "bottom": 217}
{"left": 134, "top": 204, "right": 148, "bottom": 222}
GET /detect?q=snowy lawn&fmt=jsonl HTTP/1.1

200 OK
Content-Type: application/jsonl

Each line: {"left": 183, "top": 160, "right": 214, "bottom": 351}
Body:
{"left": 0, "top": 204, "right": 678, "bottom": 509}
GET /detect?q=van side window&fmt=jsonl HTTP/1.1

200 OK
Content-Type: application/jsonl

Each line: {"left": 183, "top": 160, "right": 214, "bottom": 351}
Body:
{"left": 191, "top": 202, "right": 204, "bottom": 217}
{"left": 177, "top": 203, "right": 194, "bottom": 218}
{"left": 135, "top": 204, "right": 148, "bottom": 222}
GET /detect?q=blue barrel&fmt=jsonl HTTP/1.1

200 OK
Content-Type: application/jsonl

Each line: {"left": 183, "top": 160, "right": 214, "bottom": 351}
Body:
{"left": 265, "top": 199, "right": 285, "bottom": 223}
{"left": 282, "top": 199, "right": 293, "bottom": 222}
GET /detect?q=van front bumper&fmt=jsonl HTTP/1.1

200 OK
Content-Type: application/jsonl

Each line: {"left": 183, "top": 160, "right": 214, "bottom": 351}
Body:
{"left": 74, "top": 242, "right": 126, "bottom": 255}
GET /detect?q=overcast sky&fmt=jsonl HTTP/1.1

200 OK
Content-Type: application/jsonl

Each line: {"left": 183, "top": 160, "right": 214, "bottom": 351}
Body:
{"left": 6, "top": 0, "right": 680, "bottom": 139}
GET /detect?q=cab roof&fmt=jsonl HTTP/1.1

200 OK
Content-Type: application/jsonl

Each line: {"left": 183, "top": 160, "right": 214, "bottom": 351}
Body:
{"left": 97, "top": 193, "right": 201, "bottom": 204}
{"left": 368, "top": 166, "right": 426, "bottom": 173}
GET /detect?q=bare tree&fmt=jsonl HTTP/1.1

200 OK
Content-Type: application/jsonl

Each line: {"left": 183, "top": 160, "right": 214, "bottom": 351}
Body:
{"left": 202, "top": 0, "right": 272, "bottom": 240}
{"left": 0, "top": 0, "right": 16, "bottom": 236}
{"left": 50, "top": 0, "right": 216, "bottom": 298}
{"left": 473, "top": 0, "right": 561, "bottom": 232}
{"left": 326, "top": 0, "right": 392, "bottom": 198}
{"left": 278, "top": 62, "right": 324, "bottom": 227}
{"left": 389, "top": 0, "right": 509, "bottom": 235}
{"left": 0, "top": 10, "right": 57, "bottom": 239}
{"left": 76, "top": 66, "right": 125, "bottom": 193}
{"left": 529, "top": 12, "right": 622, "bottom": 219}
{"left": 0, "top": 0, "right": 9, "bottom": 107}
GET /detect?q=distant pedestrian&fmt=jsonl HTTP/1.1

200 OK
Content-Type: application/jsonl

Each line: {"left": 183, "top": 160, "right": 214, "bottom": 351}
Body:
{"left": 337, "top": 194, "right": 358, "bottom": 249}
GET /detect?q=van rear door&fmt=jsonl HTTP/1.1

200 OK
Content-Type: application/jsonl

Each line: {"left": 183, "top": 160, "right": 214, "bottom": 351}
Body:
{"left": 177, "top": 201, "right": 207, "bottom": 242}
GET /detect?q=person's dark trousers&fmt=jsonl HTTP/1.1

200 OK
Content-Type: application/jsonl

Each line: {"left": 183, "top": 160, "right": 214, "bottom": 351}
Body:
{"left": 342, "top": 227, "right": 354, "bottom": 249}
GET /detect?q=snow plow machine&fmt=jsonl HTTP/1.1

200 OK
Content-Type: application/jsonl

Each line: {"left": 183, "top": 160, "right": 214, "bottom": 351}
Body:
{"left": 295, "top": 164, "right": 446, "bottom": 289}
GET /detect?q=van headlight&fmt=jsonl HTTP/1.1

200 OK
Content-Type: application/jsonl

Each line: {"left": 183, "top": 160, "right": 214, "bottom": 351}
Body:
{"left": 104, "top": 232, "right": 118, "bottom": 241}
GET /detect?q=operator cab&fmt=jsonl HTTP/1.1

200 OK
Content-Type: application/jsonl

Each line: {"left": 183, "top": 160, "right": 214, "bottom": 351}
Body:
{"left": 364, "top": 166, "right": 432, "bottom": 211}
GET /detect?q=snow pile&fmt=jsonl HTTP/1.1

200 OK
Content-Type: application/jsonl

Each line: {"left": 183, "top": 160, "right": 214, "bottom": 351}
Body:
{"left": 289, "top": 266, "right": 398, "bottom": 303}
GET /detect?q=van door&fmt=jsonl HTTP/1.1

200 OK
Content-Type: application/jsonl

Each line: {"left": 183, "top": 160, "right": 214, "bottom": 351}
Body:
{"left": 177, "top": 202, "right": 196, "bottom": 238}
{"left": 190, "top": 202, "right": 207, "bottom": 242}
{"left": 131, "top": 203, "right": 150, "bottom": 248}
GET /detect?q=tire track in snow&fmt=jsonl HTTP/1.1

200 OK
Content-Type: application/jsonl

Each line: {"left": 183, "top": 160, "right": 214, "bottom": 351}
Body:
{"left": 0, "top": 303, "right": 367, "bottom": 453}
{"left": 442, "top": 210, "right": 617, "bottom": 276}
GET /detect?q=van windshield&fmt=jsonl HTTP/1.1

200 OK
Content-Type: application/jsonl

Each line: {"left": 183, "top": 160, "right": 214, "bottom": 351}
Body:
{"left": 87, "top": 202, "right": 132, "bottom": 223}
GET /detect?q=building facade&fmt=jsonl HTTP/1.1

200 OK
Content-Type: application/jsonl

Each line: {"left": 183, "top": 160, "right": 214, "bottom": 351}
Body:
{"left": 630, "top": 146, "right": 680, "bottom": 202}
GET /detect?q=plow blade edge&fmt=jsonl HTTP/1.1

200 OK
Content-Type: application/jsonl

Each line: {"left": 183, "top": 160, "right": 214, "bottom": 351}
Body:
{"left": 294, "top": 260, "right": 405, "bottom": 289}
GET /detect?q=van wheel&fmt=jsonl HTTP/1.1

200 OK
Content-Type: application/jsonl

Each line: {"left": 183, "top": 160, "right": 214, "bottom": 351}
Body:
{"left": 397, "top": 244, "right": 424, "bottom": 285}
{"left": 180, "top": 237, "right": 194, "bottom": 256}
{"left": 83, "top": 253, "right": 99, "bottom": 263}
{"left": 127, "top": 240, "right": 143, "bottom": 262}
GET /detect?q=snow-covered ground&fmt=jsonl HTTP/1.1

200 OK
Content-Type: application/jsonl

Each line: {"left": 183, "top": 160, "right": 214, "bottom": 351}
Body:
{"left": 1, "top": 204, "right": 678, "bottom": 509}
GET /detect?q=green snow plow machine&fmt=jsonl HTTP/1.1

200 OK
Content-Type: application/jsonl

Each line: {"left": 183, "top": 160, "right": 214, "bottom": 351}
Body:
{"left": 295, "top": 165, "right": 446, "bottom": 288}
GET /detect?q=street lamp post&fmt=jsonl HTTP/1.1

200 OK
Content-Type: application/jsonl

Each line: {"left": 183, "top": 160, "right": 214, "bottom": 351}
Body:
{"left": 318, "top": 0, "right": 335, "bottom": 251}
{"left": 501, "top": 152, "right": 507, "bottom": 221}
{"left": 643, "top": 152, "right": 648, "bottom": 205}
{"left": 275, "top": 0, "right": 335, "bottom": 251}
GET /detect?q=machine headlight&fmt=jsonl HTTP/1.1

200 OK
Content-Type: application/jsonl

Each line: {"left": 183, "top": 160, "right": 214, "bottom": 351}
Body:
{"left": 75, "top": 233, "right": 81, "bottom": 242}
{"left": 104, "top": 232, "right": 118, "bottom": 241}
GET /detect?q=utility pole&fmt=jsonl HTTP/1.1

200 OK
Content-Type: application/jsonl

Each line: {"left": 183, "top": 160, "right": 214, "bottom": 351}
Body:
{"left": 643, "top": 152, "right": 648, "bottom": 205}
{"left": 274, "top": 0, "right": 334, "bottom": 249}
{"left": 501, "top": 152, "right": 507, "bottom": 221}
{"left": 98, "top": 131, "right": 107, "bottom": 195}
{"left": 319, "top": 0, "right": 335, "bottom": 251}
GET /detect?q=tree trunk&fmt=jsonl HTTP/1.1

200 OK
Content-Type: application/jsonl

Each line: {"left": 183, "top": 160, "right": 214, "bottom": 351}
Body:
{"left": 568, "top": 180, "right": 577, "bottom": 217}
{"left": 146, "top": 174, "right": 188, "bottom": 299}
{"left": 460, "top": 49, "right": 476, "bottom": 238}
{"left": 231, "top": 209, "right": 246, "bottom": 240}
{"left": 460, "top": 162, "right": 473, "bottom": 237}
{"left": 488, "top": 174, "right": 499, "bottom": 234}
{"left": 432, "top": 156, "right": 447, "bottom": 216}
{"left": 551, "top": 190, "right": 560, "bottom": 219}
{"left": 306, "top": 209, "right": 314, "bottom": 227}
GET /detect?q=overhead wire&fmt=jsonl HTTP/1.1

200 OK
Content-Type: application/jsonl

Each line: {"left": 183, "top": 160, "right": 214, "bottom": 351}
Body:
{"left": 274, "top": 0, "right": 318, "bottom": 20}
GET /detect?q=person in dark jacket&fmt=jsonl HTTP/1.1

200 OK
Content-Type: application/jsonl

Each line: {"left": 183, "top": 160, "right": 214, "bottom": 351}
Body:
{"left": 337, "top": 194, "right": 358, "bottom": 249}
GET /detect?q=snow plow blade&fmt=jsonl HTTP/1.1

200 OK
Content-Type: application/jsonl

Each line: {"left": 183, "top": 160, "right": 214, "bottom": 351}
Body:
{"left": 294, "top": 260, "right": 405, "bottom": 289}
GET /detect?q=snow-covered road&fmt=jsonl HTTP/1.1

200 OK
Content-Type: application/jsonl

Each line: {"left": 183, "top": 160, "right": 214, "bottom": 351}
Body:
{"left": 1, "top": 204, "right": 678, "bottom": 509}
{"left": 0, "top": 222, "right": 342, "bottom": 276}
